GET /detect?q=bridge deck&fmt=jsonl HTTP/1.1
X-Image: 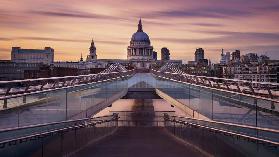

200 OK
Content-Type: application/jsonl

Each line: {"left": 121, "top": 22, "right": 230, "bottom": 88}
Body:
{"left": 75, "top": 127, "right": 204, "bottom": 157}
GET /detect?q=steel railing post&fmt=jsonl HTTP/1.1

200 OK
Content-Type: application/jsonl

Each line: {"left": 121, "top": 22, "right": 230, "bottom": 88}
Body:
{"left": 211, "top": 90, "right": 214, "bottom": 120}
{"left": 188, "top": 84, "right": 190, "bottom": 108}
{"left": 41, "top": 137, "right": 44, "bottom": 157}
{"left": 255, "top": 98, "right": 258, "bottom": 127}
{"left": 17, "top": 107, "right": 20, "bottom": 127}
{"left": 60, "top": 132, "right": 64, "bottom": 157}
{"left": 74, "top": 128, "right": 77, "bottom": 150}
{"left": 65, "top": 88, "right": 68, "bottom": 120}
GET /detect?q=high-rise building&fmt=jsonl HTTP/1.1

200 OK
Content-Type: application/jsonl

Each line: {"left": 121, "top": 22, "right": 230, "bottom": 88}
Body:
{"left": 225, "top": 52, "right": 231, "bottom": 64}
{"left": 153, "top": 51, "right": 157, "bottom": 60}
{"left": 220, "top": 49, "right": 225, "bottom": 64}
{"left": 86, "top": 39, "right": 97, "bottom": 61}
{"left": 161, "top": 47, "right": 170, "bottom": 60}
{"left": 232, "top": 50, "right": 240, "bottom": 62}
{"left": 195, "top": 48, "right": 204, "bottom": 62}
{"left": 11, "top": 47, "right": 54, "bottom": 65}
{"left": 220, "top": 49, "right": 231, "bottom": 65}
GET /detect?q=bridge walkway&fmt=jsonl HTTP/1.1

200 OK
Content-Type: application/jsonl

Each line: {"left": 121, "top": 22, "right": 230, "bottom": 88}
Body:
{"left": 75, "top": 127, "right": 204, "bottom": 157}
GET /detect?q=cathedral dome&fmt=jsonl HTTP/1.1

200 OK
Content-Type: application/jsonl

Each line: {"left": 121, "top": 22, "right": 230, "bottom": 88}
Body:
{"left": 130, "top": 18, "right": 150, "bottom": 43}
{"left": 127, "top": 19, "right": 154, "bottom": 61}
{"left": 131, "top": 32, "right": 150, "bottom": 42}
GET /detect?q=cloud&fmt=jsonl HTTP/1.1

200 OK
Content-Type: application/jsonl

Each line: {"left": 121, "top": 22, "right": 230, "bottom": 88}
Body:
{"left": 153, "top": 31, "right": 279, "bottom": 45}
{"left": 145, "top": 7, "right": 253, "bottom": 19}
{"left": 0, "top": 10, "right": 48, "bottom": 29}
{"left": 0, "top": 0, "right": 279, "bottom": 61}
{"left": 138, "top": 20, "right": 225, "bottom": 29}
{"left": 255, "top": 4, "right": 279, "bottom": 11}
{"left": 96, "top": 40, "right": 126, "bottom": 45}
{"left": 7, "top": 36, "right": 127, "bottom": 45}
{"left": 0, "top": 37, "right": 11, "bottom": 41}
{"left": 153, "top": 37, "right": 224, "bottom": 44}
{"left": 190, "top": 23, "right": 224, "bottom": 27}
{"left": 199, "top": 31, "right": 279, "bottom": 41}
{"left": 18, "top": 37, "right": 88, "bottom": 42}
{"left": 29, "top": 10, "right": 127, "bottom": 21}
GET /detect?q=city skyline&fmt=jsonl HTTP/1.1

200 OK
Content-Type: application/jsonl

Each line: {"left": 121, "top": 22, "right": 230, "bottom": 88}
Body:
{"left": 1, "top": 0, "right": 279, "bottom": 62}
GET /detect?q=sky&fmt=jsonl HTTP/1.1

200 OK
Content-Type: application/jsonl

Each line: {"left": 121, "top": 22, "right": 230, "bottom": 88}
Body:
{"left": 0, "top": 0, "right": 279, "bottom": 63}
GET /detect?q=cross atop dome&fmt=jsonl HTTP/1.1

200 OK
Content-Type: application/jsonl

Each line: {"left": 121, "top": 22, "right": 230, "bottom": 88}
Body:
{"left": 137, "top": 18, "right": 143, "bottom": 32}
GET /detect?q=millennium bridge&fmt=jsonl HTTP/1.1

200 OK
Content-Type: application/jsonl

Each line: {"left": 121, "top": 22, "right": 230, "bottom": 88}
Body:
{"left": 0, "top": 63, "right": 278, "bottom": 157}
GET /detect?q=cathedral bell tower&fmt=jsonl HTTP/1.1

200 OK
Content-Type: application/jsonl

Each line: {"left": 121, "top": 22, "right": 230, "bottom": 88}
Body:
{"left": 86, "top": 39, "right": 97, "bottom": 61}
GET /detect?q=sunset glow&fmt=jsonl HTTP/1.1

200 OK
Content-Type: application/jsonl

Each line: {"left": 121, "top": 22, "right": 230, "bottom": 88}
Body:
{"left": 1, "top": 0, "right": 279, "bottom": 62}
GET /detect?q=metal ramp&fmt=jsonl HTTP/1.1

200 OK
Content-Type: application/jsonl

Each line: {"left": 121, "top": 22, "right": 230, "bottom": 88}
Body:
{"left": 0, "top": 112, "right": 278, "bottom": 157}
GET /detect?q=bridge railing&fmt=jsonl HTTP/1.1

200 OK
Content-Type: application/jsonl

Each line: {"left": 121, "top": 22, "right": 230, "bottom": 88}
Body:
{"left": 0, "top": 114, "right": 119, "bottom": 157}
{"left": 164, "top": 114, "right": 279, "bottom": 157}
{"left": 0, "top": 69, "right": 135, "bottom": 97}
{"left": 168, "top": 115, "right": 279, "bottom": 143}
{"left": 152, "top": 69, "right": 279, "bottom": 130}
{"left": 152, "top": 69, "right": 279, "bottom": 99}
{"left": 0, "top": 70, "right": 133, "bottom": 129}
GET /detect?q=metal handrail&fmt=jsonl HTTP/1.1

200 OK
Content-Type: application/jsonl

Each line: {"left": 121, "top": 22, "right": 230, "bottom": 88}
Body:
{"left": 153, "top": 68, "right": 279, "bottom": 86}
{"left": 0, "top": 119, "right": 115, "bottom": 145}
{"left": 0, "top": 114, "right": 118, "bottom": 144}
{"left": 153, "top": 66, "right": 279, "bottom": 101}
{"left": 173, "top": 120, "right": 279, "bottom": 146}
{"left": 165, "top": 114, "right": 279, "bottom": 146}
{"left": 0, "top": 67, "right": 135, "bottom": 97}
{"left": 0, "top": 69, "right": 134, "bottom": 84}
{"left": 0, "top": 114, "right": 115, "bottom": 133}
{"left": 0, "top": 72, "right": 133, "bottom": 100}
{"left": 0, "top": 74, "right": 97, "bottom": 84}
{"left": 156, "top": 74, "right": 279, "bottom": 104}
{"left": 173, "top": 116, "right": 279, "bottom": 134}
